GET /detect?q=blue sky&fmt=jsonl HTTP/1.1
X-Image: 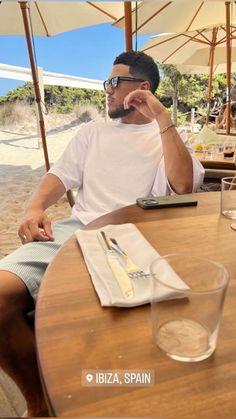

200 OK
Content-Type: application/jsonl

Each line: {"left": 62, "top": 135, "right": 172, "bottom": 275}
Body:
{"left": 0, "top": 23, "right": 151, "bottom": 96}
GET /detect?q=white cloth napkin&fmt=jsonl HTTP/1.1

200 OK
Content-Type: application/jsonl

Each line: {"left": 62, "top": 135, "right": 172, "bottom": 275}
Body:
{"left": 75, "top": 223, "right": 188, "bottom": 307}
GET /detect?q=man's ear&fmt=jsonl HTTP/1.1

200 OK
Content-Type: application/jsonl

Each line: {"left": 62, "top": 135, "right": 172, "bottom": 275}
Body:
{"left": 140, "top": 80, "right": 150, "bottom": 90}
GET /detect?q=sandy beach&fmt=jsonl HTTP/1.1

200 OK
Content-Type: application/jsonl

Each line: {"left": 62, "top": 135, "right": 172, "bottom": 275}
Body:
{"left": 0, "top": 115, "right": 80, "bottom": 259}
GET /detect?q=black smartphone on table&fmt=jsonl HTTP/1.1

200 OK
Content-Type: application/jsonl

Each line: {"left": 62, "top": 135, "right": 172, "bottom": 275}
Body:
{"left": 136, "top": 194, "right": 198, "bottom": 209}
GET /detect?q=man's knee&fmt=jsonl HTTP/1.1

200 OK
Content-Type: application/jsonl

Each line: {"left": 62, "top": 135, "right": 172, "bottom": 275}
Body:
{"left": 0, "top": 270, "right": 34, "bottom": 324}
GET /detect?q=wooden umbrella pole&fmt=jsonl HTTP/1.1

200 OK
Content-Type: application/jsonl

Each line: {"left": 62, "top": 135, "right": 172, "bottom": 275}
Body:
{"left": 124, "top": 2, "right": 132, "bottom": 51}
{"left": 19, "top": 1, "right": 50, "bottom": 171}
{"left": 225, "top": 1, "right": 231, "bottom": 135}
{"left": 205, "top": 28, "right": 217, "bottom": 125}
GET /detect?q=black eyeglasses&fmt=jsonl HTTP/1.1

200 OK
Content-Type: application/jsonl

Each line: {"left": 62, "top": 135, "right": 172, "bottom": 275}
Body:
{"left": 103, "top": 76, "right": 145, "bottom": 90}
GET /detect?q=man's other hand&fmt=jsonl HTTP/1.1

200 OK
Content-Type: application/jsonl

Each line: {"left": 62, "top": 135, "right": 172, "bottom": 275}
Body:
{"left": 18, "top": 209, "right": 54, "bottom": 244}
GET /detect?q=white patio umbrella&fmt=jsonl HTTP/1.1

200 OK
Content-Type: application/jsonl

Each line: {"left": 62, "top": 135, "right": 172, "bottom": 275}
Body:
{"left": 176, "top": 62, "right": 236, "bottom": 75}
{"left": 142, "top": 26, "right": 236, "bottom": 67}
{"left": 0, "top": 1, "right": 126, "bottom": 36}
{"left": 115, "top": 0, "right": 235, "bottom": 133}
{"left": 142, "top": 25, "right": 236, "bottom": 123}
{"left": 0, "top": 0, "right": 131, "bottom": 206}
{"left": 115, "top": 0, "right": 236, "bottom": 35}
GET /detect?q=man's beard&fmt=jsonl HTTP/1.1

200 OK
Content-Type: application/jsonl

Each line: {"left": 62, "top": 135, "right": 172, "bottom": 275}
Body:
{"left": 108, "top": 105, "right": 135, "bottom": 119}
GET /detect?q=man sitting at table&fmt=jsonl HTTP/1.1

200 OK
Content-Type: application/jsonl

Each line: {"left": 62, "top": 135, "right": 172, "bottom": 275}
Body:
{"left": 0, "top": 50, "right": 204, "bottom": 416}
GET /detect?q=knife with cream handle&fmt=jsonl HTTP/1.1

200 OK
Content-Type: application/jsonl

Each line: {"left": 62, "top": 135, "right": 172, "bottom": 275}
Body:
{"left": 97, "top": 231, "right": 134, "bottom": 300}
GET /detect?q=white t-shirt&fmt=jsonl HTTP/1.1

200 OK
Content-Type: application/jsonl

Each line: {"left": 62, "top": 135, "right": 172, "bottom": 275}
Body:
{"left": 49, "top": 119, "right": 204, "bottom": 225}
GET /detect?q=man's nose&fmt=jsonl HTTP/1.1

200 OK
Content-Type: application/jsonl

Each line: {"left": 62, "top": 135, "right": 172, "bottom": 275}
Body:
{"left": 105, "top": 85, "right": 113, "bottom": 94}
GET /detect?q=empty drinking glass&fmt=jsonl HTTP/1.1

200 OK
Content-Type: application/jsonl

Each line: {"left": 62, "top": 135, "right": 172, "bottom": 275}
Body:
{"left": 221, "top": 177, "right": 236, "bottom": 219}
{"left": 151, "top": 254, "right": 229, "bottom": 362}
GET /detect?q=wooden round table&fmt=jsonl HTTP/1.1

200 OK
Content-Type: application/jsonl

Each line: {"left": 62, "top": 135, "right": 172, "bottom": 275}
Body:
{"left": 36, "top": 192, "right": 236, "bottom": 417}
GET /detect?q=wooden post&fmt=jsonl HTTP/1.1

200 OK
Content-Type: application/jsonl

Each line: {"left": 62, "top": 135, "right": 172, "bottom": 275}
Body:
{"left": 225, "top": 1, "right": 231, "bottom": 135}
{"left": 124, "top": 2, "right": 133, "bottom": 51}
{"left": 19, "top": 1, "right": 50, "bottom": 171}
{"left": 205, "top": 28, "right": 217, "bottom": 125}
{"left": 36, "top": 66, "right": 44, "bottom": 149}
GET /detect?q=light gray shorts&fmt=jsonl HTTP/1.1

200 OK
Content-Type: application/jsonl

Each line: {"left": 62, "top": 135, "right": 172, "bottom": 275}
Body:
{"left": 0, "top": 217, "right": 83, "bottom": 301}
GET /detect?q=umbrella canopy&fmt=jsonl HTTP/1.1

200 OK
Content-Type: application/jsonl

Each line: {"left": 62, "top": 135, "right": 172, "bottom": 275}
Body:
{"left": 0, "top": 1, "right": 125, "bottom": 36}
{"left": 176, "top": 61, "right": 236, "bottom": 74}
{"left": 142, "top": 26, "right": 236, "bottom": 68}
{"left": 115, "top": 0, "right": 236, "bottom": 35}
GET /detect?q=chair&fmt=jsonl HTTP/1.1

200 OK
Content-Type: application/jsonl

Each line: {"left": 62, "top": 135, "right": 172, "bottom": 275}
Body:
{"left": 67, "top": 190, "right": 75, "bottom": 208}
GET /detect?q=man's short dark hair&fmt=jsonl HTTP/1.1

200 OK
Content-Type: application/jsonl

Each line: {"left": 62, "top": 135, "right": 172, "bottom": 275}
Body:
{"left": 113, "top": 51, "right": 160, "bottom": 94}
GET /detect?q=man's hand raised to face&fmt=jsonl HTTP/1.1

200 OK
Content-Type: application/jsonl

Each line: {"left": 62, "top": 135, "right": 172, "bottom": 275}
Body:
{"left": 123, "top": 89, "right": 169, "bottom": 121}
